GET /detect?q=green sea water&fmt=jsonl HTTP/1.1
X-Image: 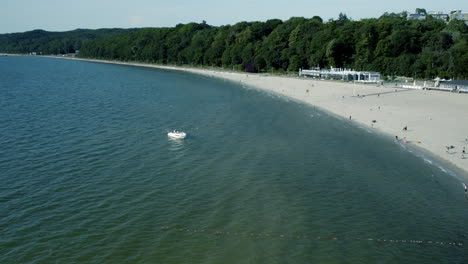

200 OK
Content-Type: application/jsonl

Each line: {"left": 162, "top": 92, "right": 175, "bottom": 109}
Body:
{"left": 0, "top": 56, "right": 466, "bottom": 263}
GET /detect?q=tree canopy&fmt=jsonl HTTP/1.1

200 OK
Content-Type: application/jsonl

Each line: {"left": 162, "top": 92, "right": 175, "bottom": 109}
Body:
{"left": 0, "top": 28, "right": 138, "bottom": 55}
{"left": 1, "top": 14, "right": 467, "bottom": 79}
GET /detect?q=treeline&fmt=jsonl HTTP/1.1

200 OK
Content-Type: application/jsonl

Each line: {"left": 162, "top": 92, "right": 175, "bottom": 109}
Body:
{"left": 79, "top": 14, "right": 467, "bottom": 79}
{"left": 0, "top": 28, "right": 137, "bottom": 55}
{"left": 1, "top": 13, "right": 467, "bottom": 79}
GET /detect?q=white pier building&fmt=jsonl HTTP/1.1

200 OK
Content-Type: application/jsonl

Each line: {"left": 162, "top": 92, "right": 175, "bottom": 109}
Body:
{"left": 299, "top": 67, "right": 381, "bottom": 83}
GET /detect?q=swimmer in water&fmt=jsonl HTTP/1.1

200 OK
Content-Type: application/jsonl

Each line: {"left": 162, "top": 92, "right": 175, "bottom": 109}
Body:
{"left": 464, "top": 183, "right": 468, "bottom": 200}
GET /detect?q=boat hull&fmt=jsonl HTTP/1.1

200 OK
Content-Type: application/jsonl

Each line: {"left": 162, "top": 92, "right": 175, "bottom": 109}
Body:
{"left": 167, "top": 132, "right": 186, "bottom": 139}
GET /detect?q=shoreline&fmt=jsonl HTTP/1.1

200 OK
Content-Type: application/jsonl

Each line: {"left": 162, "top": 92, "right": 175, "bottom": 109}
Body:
{"left": 44, "top": 56, "right": 468, "bottom": 180}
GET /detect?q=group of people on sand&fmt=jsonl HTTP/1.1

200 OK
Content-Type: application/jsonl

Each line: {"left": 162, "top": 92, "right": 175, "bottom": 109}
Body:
{"left": 395, "top": 125, "right": 468, "bottom": 194}
{"left": 445, "top": 145, "right": 466, "bottom": 159}
{"left": 394, "top": 126, "right": 409, "bottom": 143}
{"left": 350, "top": 120, "right": 468, "bottom": 194}
{"left": 395, "top": 136, "right": 407, "bottom": 144}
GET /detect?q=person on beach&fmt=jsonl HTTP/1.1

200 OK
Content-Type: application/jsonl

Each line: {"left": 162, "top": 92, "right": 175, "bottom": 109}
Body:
{"left": 403, "top": 126, "right": 407, "bottom": 131}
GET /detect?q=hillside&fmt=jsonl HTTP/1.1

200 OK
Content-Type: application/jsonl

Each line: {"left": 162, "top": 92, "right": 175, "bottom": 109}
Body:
{"left": 1, "top": 13, "right": 467, "bottom": 79}
{"left": 0, "top": 28, "right": 138, "bottom": 55}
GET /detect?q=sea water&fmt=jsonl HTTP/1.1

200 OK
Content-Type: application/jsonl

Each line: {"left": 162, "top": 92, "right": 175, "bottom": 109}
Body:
{"left": 0, "top": 56, "right": 466, "bottom": 263}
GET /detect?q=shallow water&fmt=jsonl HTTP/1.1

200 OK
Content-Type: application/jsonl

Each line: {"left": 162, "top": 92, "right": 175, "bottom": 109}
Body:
{"left": 0, "top": 56, "right": 466, "bottom": 263}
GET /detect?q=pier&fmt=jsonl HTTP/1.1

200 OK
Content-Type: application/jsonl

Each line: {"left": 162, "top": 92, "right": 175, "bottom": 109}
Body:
{"left": 299, "top": 67, "right": 381, "bottom": 83}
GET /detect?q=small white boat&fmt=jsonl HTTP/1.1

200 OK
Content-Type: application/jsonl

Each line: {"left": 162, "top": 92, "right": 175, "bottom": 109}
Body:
{"left": 167, "top": 130, "right": 186, "bottom": 139}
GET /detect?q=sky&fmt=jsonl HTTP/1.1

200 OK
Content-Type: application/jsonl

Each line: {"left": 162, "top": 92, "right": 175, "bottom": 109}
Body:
{"left": 1, "top": 0, "right": 467, "bottom": 34}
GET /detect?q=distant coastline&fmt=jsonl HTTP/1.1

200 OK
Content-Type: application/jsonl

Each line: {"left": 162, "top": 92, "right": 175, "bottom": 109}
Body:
{"left": 41, "top": 56, "right": 468, "bottom": 180}
{"left": 2, "top": 15, "right": 467, "bottom": 80}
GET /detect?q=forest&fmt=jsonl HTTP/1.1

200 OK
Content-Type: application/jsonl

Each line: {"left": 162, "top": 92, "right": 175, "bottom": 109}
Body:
{"left": 1, "top": 13, "right": 467, "bottom": 79}
{"left": 0, "top": 28, "right": 137, "bottom": 55}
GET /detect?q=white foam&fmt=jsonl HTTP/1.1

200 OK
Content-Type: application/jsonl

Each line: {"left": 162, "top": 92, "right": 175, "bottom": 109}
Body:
{"left": 423, "top": 158, "right": 433, "bottom": 165}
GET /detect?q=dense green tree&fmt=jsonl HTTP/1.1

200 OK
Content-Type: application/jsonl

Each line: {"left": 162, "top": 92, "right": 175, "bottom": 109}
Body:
{"left": 1, "top": 13, "right": 467, "bottom": 79}
{"left": 0, "top": 28, "right": 137, "bottom": 55}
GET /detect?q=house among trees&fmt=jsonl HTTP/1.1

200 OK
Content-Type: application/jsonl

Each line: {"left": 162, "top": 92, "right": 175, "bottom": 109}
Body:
{"left": 449, "top": 10, "right": 468, "bottom": 25}
{"left": 427, "top": 12, "right": 449, "bottom": 22}
{"left": 407, "top": 8, "right": 428, "bottom": 21}
{"left": 407, "top": 8, "right": 468, "bottom": 24}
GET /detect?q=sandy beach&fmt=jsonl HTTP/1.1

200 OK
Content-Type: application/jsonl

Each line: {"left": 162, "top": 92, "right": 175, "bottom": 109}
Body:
{"left": 53, "top": 57, "right": 468, "bottom": 180}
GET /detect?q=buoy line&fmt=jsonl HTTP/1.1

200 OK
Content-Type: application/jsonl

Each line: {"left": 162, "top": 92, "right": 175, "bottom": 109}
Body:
{"left": 159, "top": 226, "right": 463, "bottom": 247}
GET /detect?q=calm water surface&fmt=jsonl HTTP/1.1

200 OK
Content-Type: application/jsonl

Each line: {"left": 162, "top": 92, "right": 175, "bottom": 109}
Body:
{"left": 0, "top": 57, "right": 466, "bottom": 263}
